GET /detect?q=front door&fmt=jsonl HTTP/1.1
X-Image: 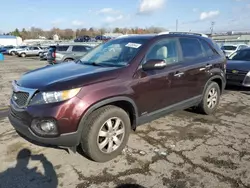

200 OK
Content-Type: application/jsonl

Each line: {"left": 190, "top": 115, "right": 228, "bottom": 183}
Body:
{"left": 133, "top": 37, "right": 182, "bottom": 116}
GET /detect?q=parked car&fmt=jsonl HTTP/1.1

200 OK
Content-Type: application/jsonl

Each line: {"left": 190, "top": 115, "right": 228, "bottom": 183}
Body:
{"left": 8, "top": 46, "right": 27, "bottom": 55}
{"left": 47, "top": 44, "right": 93, "bottom": 64}
{"left": 39, "top": 51, "right": 48, "bottom": 60}
{"left": 74, "top": 35, "right": 91, "bottom": 42}
{"left": 226, "top": 48, "right": 250, "bottom": 87}
{"left": 8, "top": 32, "right": 226, "bottom": 162}
{"left": 17, "top": 46, "right": 45, "bottom": 57}
{"left": 221, "top": 44, "right": 248, "bottom": 57}
{"left": 0, "top": 45, "right": 14, "bottom": 54}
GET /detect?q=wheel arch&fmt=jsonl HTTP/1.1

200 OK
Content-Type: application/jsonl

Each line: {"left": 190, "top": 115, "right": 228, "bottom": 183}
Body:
{"left": 77, "top": 96, "right": 139, "bottom": 134}
{"left": 203, "top": 75, "right": 225, "bottom": 95}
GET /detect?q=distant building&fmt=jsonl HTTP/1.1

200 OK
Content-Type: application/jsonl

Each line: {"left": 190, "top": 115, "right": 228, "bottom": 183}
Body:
{"left": 0, "top": 35, "right": 22, "bottom": 46}
{"left": 53, "top": 34, "right": 59, "bottom": 41}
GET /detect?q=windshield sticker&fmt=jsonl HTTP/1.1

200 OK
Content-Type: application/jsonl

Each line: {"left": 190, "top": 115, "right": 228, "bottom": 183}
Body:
{"left": 125, "top": 43, "right": 142, "bottom": 48}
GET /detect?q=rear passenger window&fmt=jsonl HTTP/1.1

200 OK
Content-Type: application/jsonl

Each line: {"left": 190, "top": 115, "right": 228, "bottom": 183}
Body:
{"left": 199, "top": 39, "right": 216, "bottom": 57}
{"left": 179, "top": 38, "right": 204, "bottom": 60}
{"left": 72, "top": 46, "right": 87, "bottom": 52}
{"left": 57, "top": 46, "right": 69, "bottom": 51}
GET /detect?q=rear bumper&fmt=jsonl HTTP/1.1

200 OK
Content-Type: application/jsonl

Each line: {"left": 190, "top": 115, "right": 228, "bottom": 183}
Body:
{"left": 8, "top": 111, "right": 81, "bottom": 147}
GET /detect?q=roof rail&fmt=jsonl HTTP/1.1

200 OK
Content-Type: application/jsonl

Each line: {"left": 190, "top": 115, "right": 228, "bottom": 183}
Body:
{"left": 116, "top": 34, "right": 139, "bottom": 38}
{"left": 158, "top": 31, "right": 208, "bottom": 38}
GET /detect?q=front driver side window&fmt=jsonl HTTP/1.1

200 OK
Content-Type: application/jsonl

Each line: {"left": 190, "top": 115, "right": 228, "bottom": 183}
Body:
{"left": 145, "top": 38, "right": 179, "bottom": 65}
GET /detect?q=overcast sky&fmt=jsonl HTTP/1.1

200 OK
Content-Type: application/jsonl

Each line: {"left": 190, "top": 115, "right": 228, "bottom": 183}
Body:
{"left": 1, "top": 0, "right": 250, "bottom": 33}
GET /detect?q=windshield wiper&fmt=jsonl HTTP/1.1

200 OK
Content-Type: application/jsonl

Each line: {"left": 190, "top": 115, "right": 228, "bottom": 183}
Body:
{"left": 76, "top": 60, "right": 106, "bottom": 67}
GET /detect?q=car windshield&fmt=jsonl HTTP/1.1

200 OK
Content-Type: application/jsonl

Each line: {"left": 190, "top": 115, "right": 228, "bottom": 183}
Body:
{"left": 221, "top": 45, "right": 237, "bottom": 51}
{"left": 79, "top": 37, "right": 148, "bottom": 67}
{"left": 228, "top": 50, "right": 250, "bottom": 61}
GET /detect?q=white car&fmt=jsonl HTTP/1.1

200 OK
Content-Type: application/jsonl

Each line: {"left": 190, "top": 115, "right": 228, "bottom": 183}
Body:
{"left": 221, "top": 44, "right": 248, "bottom": 57}
{"left": 8, "top": 46, "right": 28, "bottom": 55}
{"left": 16, "top": 46, "right": 45, "bottom": 57}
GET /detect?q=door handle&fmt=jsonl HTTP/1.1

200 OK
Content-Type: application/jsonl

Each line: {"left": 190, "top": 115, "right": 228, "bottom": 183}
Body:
{"left": 200, "top": 64, "right": 212, "bottom": 71}
{"left": 199, "top": 68, "right": 206, "bottom": 71}
{"left": 174, "top": 72, "right": 184, "bottom": 77}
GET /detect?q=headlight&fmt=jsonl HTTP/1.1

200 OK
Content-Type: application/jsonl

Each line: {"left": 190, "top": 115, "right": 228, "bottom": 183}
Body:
{"left": 30, "top": 88, "right": 81, "bottom": 105}
{"left": 246, "top": 71, "right": 250, "bottom": 77}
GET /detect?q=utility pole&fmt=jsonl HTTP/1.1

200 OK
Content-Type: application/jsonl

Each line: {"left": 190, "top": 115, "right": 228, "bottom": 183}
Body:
{"left": 210, "top": 21, "right": 215, "bottom": 35}
{"left": 176, "top": 19, "right": 178, "bottom": 31}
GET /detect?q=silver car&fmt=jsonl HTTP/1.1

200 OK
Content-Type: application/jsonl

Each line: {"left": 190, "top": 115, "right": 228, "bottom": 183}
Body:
{"left": 17, "top": 46, "right": 45, "bottom": 57}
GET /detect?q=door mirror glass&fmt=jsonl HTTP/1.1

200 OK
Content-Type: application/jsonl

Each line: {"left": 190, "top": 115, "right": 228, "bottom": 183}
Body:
{"left": 142, "top": 59, "right": 167, "bottom": 71}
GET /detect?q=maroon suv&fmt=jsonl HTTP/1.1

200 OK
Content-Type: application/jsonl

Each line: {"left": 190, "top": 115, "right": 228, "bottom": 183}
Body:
{"left": 8, "top": 32, "right": 226, "bottom": 162}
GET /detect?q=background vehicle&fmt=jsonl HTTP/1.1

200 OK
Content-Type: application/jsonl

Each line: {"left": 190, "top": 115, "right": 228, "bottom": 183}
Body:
{"left": 47, "top": 44, "right": 93, "bottom": 64}
{"left": 39, "top": 51, "right": 48, "bottom": 60}
{"left": 8, "top": 46, "right": 27, "bottom": 55}
{"left": 226, "top": 48, "right": 250, "bottom": 87}
{"left": 17, "top": 46, "right": 45, "bottom": 57}
{"left": 0, "top": 45, "right": 14, "bottom": 54}
{"left": 221, "top": 44, "right": 248, "bottom": 57}
{"left": 74, "top": 36, "right": 91, "bottom": 42}
{"left": 8, "top": 32, "right": 226, "bottom": 162}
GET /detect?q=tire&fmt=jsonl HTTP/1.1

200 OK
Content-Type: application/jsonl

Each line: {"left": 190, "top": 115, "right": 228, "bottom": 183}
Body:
{"left": 81, "top": 105, "right": 131, "bottom": 162}
{"left": 197, "top": 81, "right": 220, "bottom": 115}
{"left": 20, "top": 53, "right": 26, "bottom": 58}
{"left": 63, "top": 58, "right": 73, "bottom": 62}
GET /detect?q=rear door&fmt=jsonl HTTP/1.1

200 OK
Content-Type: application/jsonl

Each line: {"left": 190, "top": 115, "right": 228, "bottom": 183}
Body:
{"left": 71, "top": 45, "right": 88, "bottom": 59}
{"left": 175, "top": 37, "right": 208, "bottom": 101}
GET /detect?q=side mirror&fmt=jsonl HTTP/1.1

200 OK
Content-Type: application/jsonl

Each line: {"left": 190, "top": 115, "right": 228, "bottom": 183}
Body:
{"left": 142, "top": 59, "right": 167, "bottom": 71}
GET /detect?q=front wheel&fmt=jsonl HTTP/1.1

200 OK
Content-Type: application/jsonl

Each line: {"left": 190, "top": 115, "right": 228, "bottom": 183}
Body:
{"left": 81, "top": 105, "right": 131, "bottom": 162}
{"left": 197, "top": 81, "right": 220, "bottom": 115}
{"left": 20, "top": 53, "right": 26, "bottom": 58}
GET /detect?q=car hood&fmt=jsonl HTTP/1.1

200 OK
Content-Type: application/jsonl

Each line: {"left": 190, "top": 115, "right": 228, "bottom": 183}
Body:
{"left": 16, "top": 62, "right": 122, "bottom": 91}
{"left": 227, "top": 60, "right": 250, "bottom": 71}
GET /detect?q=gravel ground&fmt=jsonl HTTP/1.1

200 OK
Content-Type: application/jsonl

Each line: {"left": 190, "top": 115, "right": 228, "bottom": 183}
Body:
{"left": 0, "top": 56, "right": 250, "bottom": 188}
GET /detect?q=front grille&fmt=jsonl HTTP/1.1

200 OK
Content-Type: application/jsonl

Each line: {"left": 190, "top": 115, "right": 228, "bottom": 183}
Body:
{"left": 12, "top": 92, "right": 29, "bottom": 107}
{"left": 10, "top": 106, "right": 32, "bottom": 124}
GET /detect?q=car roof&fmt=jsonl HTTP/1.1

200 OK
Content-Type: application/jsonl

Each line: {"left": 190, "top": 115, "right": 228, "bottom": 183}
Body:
{"left": 239, "top": 47, "right": 250, "bottom": 51}
{"left": 115, "top": 33, "right": 210, "bottom": 41}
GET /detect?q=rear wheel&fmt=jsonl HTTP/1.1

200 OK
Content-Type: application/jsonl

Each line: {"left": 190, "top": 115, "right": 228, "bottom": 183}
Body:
{"left": 81, "top": 105, "right": 131, "bottom": 162}
{"left": 197, "top": 81, "right": 220, "bottom": 115}
{"left": 64, "top": 58, "right": 73, "bottom": 62}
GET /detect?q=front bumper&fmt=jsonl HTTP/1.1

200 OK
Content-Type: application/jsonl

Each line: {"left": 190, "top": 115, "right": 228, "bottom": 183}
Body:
{"left": 8, "top": 111, "right": 80, "bottom": 147}
{"left": 8, "top": 95, "right": 87, "bottom": 148}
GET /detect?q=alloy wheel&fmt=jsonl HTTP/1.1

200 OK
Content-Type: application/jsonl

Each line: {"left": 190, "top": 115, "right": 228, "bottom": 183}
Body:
{"left": 207, "top": 88, "right": 218, "bottom": 109}
{"left": 97, "top": 117, "right": 125, "bottom": 153}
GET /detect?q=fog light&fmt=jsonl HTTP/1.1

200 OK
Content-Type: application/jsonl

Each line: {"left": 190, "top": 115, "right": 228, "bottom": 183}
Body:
{"left": 40, "top": 121, "right": 56, "bottom": 133}
{"left": 31, "top": 119, "right": 58, "bottom": 137}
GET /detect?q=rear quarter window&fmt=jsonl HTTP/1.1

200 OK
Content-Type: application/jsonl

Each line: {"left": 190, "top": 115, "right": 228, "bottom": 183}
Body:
{"left": 199, "top": 39, "right": 218, "bottom": 57}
